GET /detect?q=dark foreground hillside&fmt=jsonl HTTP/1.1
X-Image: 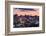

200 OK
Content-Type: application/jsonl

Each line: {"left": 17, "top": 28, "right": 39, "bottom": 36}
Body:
{"left": 13, "top": 14, "right": 39, "bottom": 28}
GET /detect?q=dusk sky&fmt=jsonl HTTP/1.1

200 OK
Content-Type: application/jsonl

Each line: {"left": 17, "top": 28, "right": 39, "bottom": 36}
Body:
{"left": 13, "top": 8, "right": 39, "bottom": 16}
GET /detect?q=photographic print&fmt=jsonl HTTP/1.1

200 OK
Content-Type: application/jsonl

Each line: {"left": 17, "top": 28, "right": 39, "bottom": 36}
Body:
{"left": 10, "top": 5, "right": 43, "bottom": 32}
{"left": 13, "top": 8, "right": 39, "bottom": 28}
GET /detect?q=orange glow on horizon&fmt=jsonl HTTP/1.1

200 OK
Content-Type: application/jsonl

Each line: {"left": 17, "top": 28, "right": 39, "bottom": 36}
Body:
{"left": 13, "top": 9, "right": 39, "bottom": 16}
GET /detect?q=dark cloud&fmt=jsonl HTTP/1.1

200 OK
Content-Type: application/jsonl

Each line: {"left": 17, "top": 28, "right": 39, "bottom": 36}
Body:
{"left": 14, "top": 8, "right": 36, "bottom": 11}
